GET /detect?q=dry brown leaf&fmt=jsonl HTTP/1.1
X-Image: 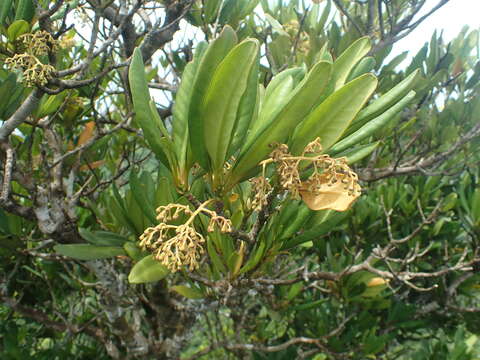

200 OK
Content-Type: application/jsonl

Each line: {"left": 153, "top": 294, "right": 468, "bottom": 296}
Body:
{"left": 367, "top": 277, "right": 388, "bottom": 287}
{"left": 79, "top": 160, "right": 105, "bottom": 171}
{"left": 78, "top": 121, "right": 95, "bottom": 146}
{"left": 299, "top": 180, "right": 360, "bottom": 211}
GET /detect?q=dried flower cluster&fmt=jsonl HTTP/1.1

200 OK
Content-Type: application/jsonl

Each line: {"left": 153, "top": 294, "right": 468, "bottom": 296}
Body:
{"left": 139, "top": 200, "right": 232, "bottom": 272}
{"left": 5, "top": 31, "right": 57, "bottom": 87}
{"left": 250, "top": 176, "right": 272, "bottom": 212}
{"left": 252, "top": 138, "right": 361, "bottom": 212}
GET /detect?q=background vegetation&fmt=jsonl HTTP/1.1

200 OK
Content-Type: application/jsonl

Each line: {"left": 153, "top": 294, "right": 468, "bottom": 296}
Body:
{"left": 0, "top": 0, "right": 479, "bottom": 359}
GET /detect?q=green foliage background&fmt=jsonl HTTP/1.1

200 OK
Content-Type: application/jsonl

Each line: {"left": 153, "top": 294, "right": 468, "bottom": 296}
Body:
{"left": 0, "top": 0, "right": 479, "bottom": 359}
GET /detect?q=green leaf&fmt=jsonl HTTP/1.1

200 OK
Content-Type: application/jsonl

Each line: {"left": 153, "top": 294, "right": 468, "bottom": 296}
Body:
{"left": 229, "top": 61, "right": 332, "bottom": 186}
{"left": 129, "top": 48, "right": 169, "bottom": 167}
{"left": 219, "top": 0, "right": 259, "bottom": 25}
{"left": 207, "top": 238, "right": 227, "bottom": 275}
{"left": 239, "top": 241, "right": 266, "bottom": 274}
{"left": 472, "top": 188, "right": 480, "bottom": 224}
{"left": 382, "top": 51, "right": 408, "bottom": 73}
{"left": 171, "top": 285, "right": 204, "bottom": 299}
{"left": 331, "top": 37, "right": 371, "bottom": 91}
{"left": 330, "top": 90, "right": 415, "bottom": 154}
{"left": 14, "top": 0, "right": 34, "bottom": 22}
{"left": 129, "top": 171, "right": 157, "bottom": 224}
{"left": 349, "top": 69, "right": 420, "bottom": 134}
{"left": 188, "top": 26, "right": 237, "bottom": 169}
{"left": 203, "top": 39, "right": 259, "bottom": 172}
{"left": 0, "top": 0, "right": 12, "bottom": 25}
{"left": 347, "top": 56, "right": 376, "bottom": 81}
{"left": 149, "top": 101, "right": 170, "bottom": 140}
{"left": 343, "top": 142, "right": 379, "bottom": 164}
{"left": 0, "top": 73, "right": 18, "bottom": 118}
{"left": 291, "top": 73, "right": 378, "bottom": 154}
{"left": 128, "top": 255, "right": 169, "bottom": 283}
{"left": 54, "top": 244, "right": 125, "bottom": 260}
{"left": 172, "top": 43, "right": 207, "bottom": 173}
{"left": 282, "top": 211, "right": 348, "bottom": 250}
{"left": 7, "top": 20, "right": 29, "bottom": 42}
{"left": 204, "top": 0, "right": 223, "bottom": 23}
{"left": 155, "top": 176, "right": 175, "bottom": 206}
{"left": 244, "top": 72, "right": 295, "bottom": 148}
{"left": 264, "top": 13, "right": 289, "bottom": 36}
{"left": 111, "top": 184, "right": 138, "bottom": 235}
{"left": 34, "top": 93, "right": 68, "bottom": 119}
{"left": 79, "top": 228, "right": 129, "bottom": 247}
{"left": 123, "top": 242, "right": 145, "bottom": 262}
{"left": 279, "top": 203, "right": 312, "bottom": 240}
{"left": 228, "top": 50, "right": 260, "bottom": 157}
{"left": 269, "top": 34, "right": 291, "bottom": 69}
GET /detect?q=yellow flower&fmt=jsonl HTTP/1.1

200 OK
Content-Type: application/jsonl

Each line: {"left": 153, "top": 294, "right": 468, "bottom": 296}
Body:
{"left": 5, "top": 54, "right": 55, "bottom": 87}
{"left": 6, "top": 31, "right": 58, "bottom": 87}
{"left": 19, "top": 31, "right": 58, "bottom": 56}
{"left": 139, "top": 201, "right": 232, "bottom": 272}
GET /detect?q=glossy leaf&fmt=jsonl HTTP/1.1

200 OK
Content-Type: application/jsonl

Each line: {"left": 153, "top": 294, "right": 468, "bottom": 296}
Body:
{"left": 79, "top": 228, "right": 129, "bottom": 247}
{"left": 331, "top": 37, "right": 371, "bottom": 90}
{"left": 7, "top": 20, "right": 29, "bottom": 42}
{"left": 243, "top": 72, "right": 295, "bottom": 148}
{"left": 349, "top": 69, "right": 420, "bottom": 133}
{"left": 128, "top": 255, "right": 169, "bottom": 283}
{"left": 0, "top": 74, "right": 18, "bottom": 118}
{"left": 35, "top": 93, "right": 68, "bottom": 119}
{"left": 227, "top": 50, "right": 260, "bottom": 157}
{"left": 330, "top": 90, "right": 415, "bottom": 154}
{"left": 171, "top": 285, "right": 204, "bottom": 299}
{"left": 229, "top": 61, "right": 332, "bottom": 186}
{"left": 347, "top": 56, "right": 376, "bottom": 81}
{"left": 204, "top": 0, "right": 223, "bottom": 23}
{"left": 129, "top": 48, "right": 169, "bottom": 167}
{"left": 0, "top": 0, "right": 12, "bottom": 26}
{"left": 291, "top": 73, "right": 378, "bottom": 154}
{"left": 188, "top": 26, "right": 237, "bottom": 169}
{"left": 172, "top": 43, "right": 207, "bottom": 173}
{"left": 282, "top": 211, "right": 349, "bottom": 250}
{"left": 54, "top": 244, "right": 126, "bottom": 260}
{"left": 129, "top": 171, "right": 157, "bottom": 224}
{"left": 343, "top": 142, "right": 379, "bottom": 164}
{"left": 203, "top": 39, "right": 259, "bottom": 172}
{"left": 123, "top": 242, "right": 145, "bottom": 262}
{"left": 14, "top": 0, "right": 34, "bottom": 22}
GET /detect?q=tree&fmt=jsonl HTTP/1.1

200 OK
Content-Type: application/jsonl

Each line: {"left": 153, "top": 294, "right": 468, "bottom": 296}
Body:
{"left": 0, "top": 0, "right": 479, "bottom": 358}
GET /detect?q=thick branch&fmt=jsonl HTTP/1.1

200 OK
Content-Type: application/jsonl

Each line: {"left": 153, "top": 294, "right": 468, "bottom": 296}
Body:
{"left": 0, "top": 89, "right": 43, "bottom": 142}
{"left": 140, "top": 0, "right": 193, "bottom": 61}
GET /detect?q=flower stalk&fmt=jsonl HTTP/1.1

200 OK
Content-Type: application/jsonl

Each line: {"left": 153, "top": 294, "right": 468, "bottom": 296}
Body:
{"left": 251, "top": 138, "right": 361, "bottom": 212}
{"left": 139, "top": 200, "right": 232, "bottom": 272}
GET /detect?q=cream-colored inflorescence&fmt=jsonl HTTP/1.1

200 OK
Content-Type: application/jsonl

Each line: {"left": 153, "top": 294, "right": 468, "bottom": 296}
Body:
{"left": 139, "top": 200, "right": 232, "bottom": 272}
{"left": 5, "top": 31, "right": 57, "bottom": 87}
{"left": 6, "top": 54, "right": 55, "bottom": 87}
{"left": 19, "top": 31, "right": 58, "bottom": 56}
{"left": 251, "top": 138, "right": 361, "bottom": 212}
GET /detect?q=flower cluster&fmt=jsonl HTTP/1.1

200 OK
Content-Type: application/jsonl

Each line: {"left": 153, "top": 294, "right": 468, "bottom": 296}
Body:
{"left": 252, "top": 138, "right": 361, "bottom": 212}
{"left": 6, "top": 54, "right": 55, "bottom": 87}
{"left": 5, "top": 31, "right": 57, "bottom": 87}
{"left": 283, "top": 20, "right": 310, "bottom": 54}
{"left": 19, "top": 31, "right": 58, "bottom": 56}
{"left": 139, "top": 201, "right": 232, "bottom": 272}
{"left": 250, "top": 176, "right": 272, "bottom": 212}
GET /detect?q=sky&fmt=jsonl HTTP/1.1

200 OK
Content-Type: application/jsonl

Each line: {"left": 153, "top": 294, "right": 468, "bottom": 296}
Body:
{"left": 394, "top": 0, "right": 479, "bottom": 56}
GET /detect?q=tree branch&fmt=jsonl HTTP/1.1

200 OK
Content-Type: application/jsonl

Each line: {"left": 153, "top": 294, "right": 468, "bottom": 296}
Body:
{"left": 0, "top": 89, "right": 43, "bottom": 143}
